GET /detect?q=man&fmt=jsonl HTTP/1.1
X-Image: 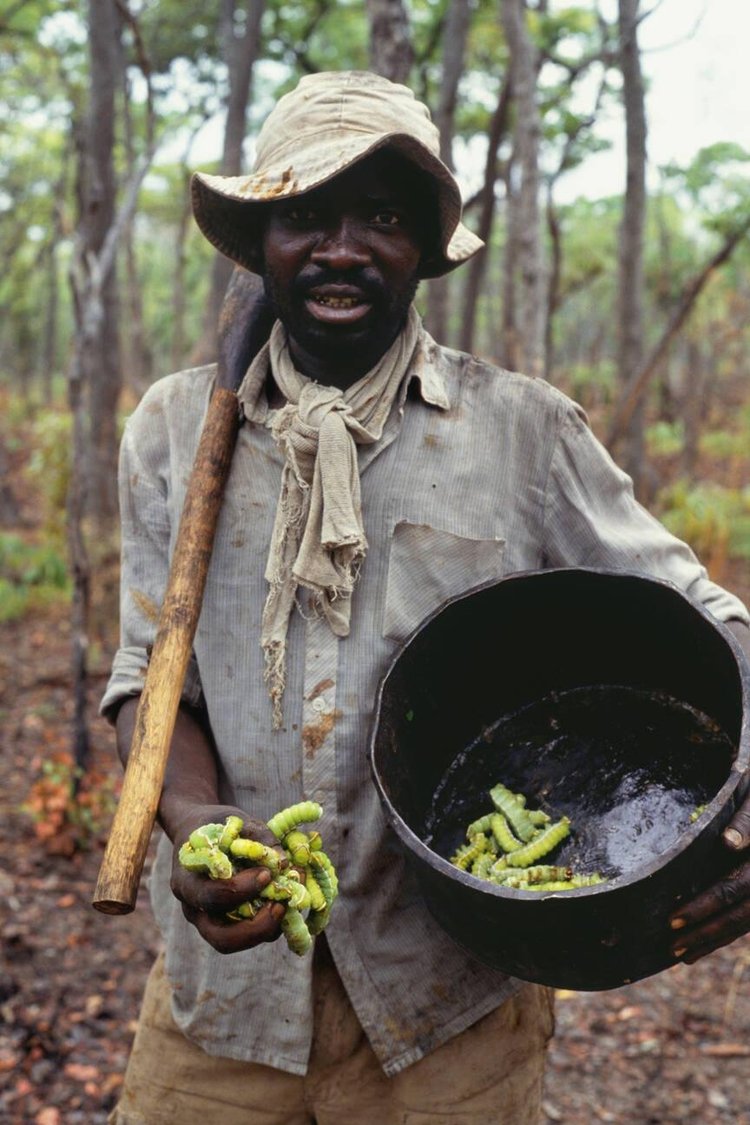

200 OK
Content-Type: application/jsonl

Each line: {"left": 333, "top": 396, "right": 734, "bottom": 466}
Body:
{"left": 103, "top": 71, "right": 750, "bottom": 1124}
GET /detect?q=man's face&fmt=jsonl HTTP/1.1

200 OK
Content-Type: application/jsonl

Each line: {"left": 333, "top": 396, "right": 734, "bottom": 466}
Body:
{"left": 260, "top": 151, "right": 432, "bottom": 387}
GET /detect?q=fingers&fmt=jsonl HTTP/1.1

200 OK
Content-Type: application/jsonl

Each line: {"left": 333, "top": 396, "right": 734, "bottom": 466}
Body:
{"left": 670, "top": 861, "right": 750, "bottom": 963}
{"left": 182, "top": 900, "right": 286, "bottom": 955}
{"left": 668, "top": 798, "right": 750, "bottom": 962}
{"left": 170, "top": 808, "right": 296, "bottom": 953}
{"left": 671, "top": 900, "right": 750, "bottom": 964}
{"left": 171, "top": 861, "right": 275, "bottom": 911}
{"left": 723, "top": 799, "right": 750, "bottom": 851}
{"left": 174, "top": 859, "right": 286, "bottom": 954}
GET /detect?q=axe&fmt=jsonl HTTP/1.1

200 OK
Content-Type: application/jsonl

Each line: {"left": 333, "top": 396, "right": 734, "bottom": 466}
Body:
{"left": 93, "top": 268, "right": 274, "bottom": 915}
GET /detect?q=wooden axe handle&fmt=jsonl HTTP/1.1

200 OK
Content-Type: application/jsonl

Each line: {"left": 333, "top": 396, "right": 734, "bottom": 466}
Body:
{"left": 93, "top": 268, "right": 273, "bottom": 915}
{"left": 92, "top": 388, "right": 241, "bottom": 913}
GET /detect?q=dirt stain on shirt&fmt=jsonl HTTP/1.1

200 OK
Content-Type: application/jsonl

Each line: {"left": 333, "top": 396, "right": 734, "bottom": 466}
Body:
{"left": 302, "top": 709, "right": 342, "bottom": 758}
{"left": 131, "top": 588, "right": 160, "bottom": 623}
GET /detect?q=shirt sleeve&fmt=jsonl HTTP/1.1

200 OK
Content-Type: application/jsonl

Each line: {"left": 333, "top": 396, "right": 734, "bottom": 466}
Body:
{"left": 99, "top": 400, "right": 205, "bottom": 721}
{"left": 542, "top": 399, "right": 750, "bottom": 626}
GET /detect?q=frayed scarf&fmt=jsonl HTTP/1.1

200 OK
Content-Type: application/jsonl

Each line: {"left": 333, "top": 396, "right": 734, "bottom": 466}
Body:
{"left": 242, "top": 306, "right": 422, "bottom": 727}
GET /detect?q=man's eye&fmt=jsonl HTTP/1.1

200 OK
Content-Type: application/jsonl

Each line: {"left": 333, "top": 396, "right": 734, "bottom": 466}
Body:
{"left": 372, "top": 209, "right": 401, "bottom": 226}
{"left": 284, "top": 206, "right": 318, "bottom": 222}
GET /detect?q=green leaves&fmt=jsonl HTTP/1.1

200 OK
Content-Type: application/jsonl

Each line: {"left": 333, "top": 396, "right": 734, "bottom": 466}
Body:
{"left": 658, "top": 481, "right": 750, "bottom": 564}
{"left": 660, "top": 144, "right": 750, "bottom": 239}
{"left": 0, "top": 533, "right": 70, "bottom": 622}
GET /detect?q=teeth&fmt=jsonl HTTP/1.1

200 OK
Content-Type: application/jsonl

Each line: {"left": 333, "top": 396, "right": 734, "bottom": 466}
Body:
{"left": 313, "top": 295, "right": 361, "bottom": 308}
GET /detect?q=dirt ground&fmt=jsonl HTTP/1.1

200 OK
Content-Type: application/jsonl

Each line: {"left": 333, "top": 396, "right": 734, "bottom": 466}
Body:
{"left": 1, "top": 564, "right": 749, "bottom": 1124}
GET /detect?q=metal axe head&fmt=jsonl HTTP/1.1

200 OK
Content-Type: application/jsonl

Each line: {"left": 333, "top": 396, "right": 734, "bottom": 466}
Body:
{"left": 216, "top": 267, "right": 276, "bottom": 392}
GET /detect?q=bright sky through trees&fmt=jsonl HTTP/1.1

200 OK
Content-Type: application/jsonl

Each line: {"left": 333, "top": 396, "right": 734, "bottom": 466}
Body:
{"left": 558, "top": 0, "right": 746, "bottom": 200}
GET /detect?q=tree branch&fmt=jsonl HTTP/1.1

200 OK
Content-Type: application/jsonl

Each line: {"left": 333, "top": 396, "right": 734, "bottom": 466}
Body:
{"left": 606, "top": 217, "right": 750, "bottom": 450}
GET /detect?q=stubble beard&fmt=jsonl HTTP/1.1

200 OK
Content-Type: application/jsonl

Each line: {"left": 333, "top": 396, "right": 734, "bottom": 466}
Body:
{"left": 261, "top": 269, "right": 419, "bottom": 377}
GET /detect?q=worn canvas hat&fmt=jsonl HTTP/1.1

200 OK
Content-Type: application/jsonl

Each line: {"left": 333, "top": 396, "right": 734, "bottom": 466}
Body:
{"left": 191, "top": 70, "right": 483, "bottom": 279}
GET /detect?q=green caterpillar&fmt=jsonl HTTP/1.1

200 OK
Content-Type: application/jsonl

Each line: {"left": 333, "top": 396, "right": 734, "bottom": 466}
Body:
{"left": 490, "top": 812, "right": 524, "bottom": 854}
{"left": 229, "top": 837, "right": 285, "bottom": 875}
{"left": 489, "top": 856, "right": 509, "bottom": 879}
{"left": 305, "top": 872, "right": 329, "bottom": 913}
{"left": 465, "top": 813, "right": 495, "bottom": 838}
{"left": 309, "top": 852, "right": 337, "bottom": 903}
{"left": 284, "top": 829, "right": 313, "bottom": 867}
{"left": 505, "top": 817, "right": 571, "bottom": 867}
{"left": 261, "top": 873, "right": 312, "bottom": 911}
{"left": 219, "top": 815, "right": 244, "bottom": 851}
{"left": 178, "top": 804, "right": 337, "bottom": 956}
{"left": 267, "top": 801, "right": 323, "bottom": 841}
{"left": 525, "top": 874, "right": 604, "bottom": 892}
{"left": 450, "top": 834, "right": 489, "bottom": 870}
{"left": 178, "top": 844, "right": 234, "bottom": 880}
{"left": 449, "top": 782, "right": 603, "bottom": 892}
{"left": 492, "top": 864, "right": 573, "bottom": 887}
{"left": 226, "top": 900, "right": 258, "bottom": 921}
{"left": 489, "top": 784, "right": 537, "bottom": 843}
{"left": 471, "top": 852, "right": 495, "bottom": 880}
{"left": 281, "top": 908, "right": 313, "bottom": 956}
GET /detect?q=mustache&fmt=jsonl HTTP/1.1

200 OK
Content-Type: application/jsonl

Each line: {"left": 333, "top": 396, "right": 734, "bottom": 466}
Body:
{"left": 292, "top": 266, "right": 387, "bottom": 303}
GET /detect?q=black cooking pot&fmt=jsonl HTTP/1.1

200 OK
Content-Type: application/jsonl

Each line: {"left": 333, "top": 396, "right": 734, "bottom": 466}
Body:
{"left": 369, "top": 568, "right": 750, "bottom": 991}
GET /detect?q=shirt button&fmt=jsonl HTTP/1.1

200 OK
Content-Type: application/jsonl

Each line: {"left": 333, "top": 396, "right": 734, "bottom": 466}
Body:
{"left": 311, "top": 696, "right": 326, "bottom": 713}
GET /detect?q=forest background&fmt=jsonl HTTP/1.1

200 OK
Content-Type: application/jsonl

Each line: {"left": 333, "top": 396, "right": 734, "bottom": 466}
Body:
{"left": 1, "top": 1, "right": 749, "bottom": 1122}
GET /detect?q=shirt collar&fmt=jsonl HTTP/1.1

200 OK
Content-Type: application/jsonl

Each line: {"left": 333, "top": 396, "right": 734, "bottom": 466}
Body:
{"left": 404, "top": 330, "right": 451, "bottom": 411}
{"left": 236, "top": 340, "right": 273, "bottom": 424}
{"left": 237, "top": 317, "right": 451, "bottom": 422}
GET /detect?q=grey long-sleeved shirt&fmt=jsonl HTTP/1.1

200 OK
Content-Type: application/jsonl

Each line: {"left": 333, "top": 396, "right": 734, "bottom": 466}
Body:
{"left": 102, "top": 332, "right": 749, "bottom": 1077}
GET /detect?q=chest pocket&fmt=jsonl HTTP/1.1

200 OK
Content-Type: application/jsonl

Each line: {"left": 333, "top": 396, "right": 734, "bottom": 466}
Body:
{"left": 382, "top": 520, "right": 507, "bottom": 644}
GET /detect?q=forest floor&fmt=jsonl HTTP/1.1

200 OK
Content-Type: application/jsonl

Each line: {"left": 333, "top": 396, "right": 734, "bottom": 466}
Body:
{"left": 1, "top": 527, "right": 749, "bottom": 1123}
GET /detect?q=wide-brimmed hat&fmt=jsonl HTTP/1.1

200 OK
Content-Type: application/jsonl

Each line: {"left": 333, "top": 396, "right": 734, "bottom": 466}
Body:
{"left": 191, "top": 70, "right": 483, "bottom": 279}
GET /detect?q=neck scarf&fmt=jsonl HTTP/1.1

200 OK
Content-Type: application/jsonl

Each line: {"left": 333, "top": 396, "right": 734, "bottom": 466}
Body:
{"left": 255, "top": 306, "right": 423, "bottom": 727}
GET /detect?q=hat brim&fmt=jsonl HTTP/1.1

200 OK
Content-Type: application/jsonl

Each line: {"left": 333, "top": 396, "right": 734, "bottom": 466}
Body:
{"left": 191, "top": 133, "right": 483, "bottom": 280}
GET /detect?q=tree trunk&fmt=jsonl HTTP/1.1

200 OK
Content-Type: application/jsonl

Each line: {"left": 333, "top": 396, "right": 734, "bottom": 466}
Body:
{"left": 67, "top": 339, "right": 92, "bottom": 773}
{"left": 615, "top": 0, "right": 647, "bottom": 494}
{"left": 40, "top": 141, "right": 70, "bottom": 395}
{"left": 543, "top": 68, "right": 608, "bottom": 383}
{"left": 76, "top": 0, "right": 122, "bottom": 523}
{"left": 66, "top": 0, "right": 123, "bottom": 769}
{"left": 680, "top": 338, "right": 703, "bottom": 480}
{"left": 425, "top": 0, "right": 471, "bottom": 344}
{"left": 171, "top": 167, "right": 193, "bottom": 372}
{"left": 67, "top": 2, "right": 156, "bottom": 766}
{"left": 544, "top": 185, "right": 562, "bottom": 379}
{"left": 433, "top": 0, "right": 470, "bottom": 164}
{"left": 0, "top": 439, "right": 21, "bottom": 526}
{"left": 193, "top": 0, "right": 266, "bottom": 364}
{"left": 500, "top": 156, "right": 520, "bottom": 369}
{"left": 500, "top": 0, "right": 546, "bottom": 377}
{"left": 458, "top": 75, "right": 512, "bottom": 355}
{"left": 42, "top": 239, "right": 59, "bottom": 397}
{"left": 120, "top": 67, "right": 151, "bottom": 397}
{"left": 122, "top": 228, "right": 152, "bottom": 397}
{"left": 366, "top": 0, "right": 414, "bottom": 84}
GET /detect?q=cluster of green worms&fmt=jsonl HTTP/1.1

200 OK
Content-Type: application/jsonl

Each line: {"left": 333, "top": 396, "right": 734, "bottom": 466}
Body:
{"left": 178, "top": 801, "right": 338, "bottom": 955}
{"left": 449, "top": 783, "right": 604, "bottom": 893}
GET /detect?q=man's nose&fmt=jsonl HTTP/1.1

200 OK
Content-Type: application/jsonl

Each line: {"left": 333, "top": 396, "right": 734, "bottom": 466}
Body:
{"left": 311, "top": 217, "right": 371, "bottom": 270}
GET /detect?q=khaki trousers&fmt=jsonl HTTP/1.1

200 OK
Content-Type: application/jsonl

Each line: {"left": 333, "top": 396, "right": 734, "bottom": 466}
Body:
{"left": 110, "top": 943, "right": 554, "bottom": 1125}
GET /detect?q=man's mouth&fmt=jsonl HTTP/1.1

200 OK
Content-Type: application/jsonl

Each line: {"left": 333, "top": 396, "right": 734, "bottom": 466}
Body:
{"left": 314, "top": 294, "right": 362, "bottom": 308}
{"left": 305, "top": 286, "right": 373, "bottom": 324}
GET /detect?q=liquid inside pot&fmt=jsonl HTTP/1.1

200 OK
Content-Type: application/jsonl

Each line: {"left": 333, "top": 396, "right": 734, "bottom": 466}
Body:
{"left": 424, "top": 685, "right": 736, "bottom": 882}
